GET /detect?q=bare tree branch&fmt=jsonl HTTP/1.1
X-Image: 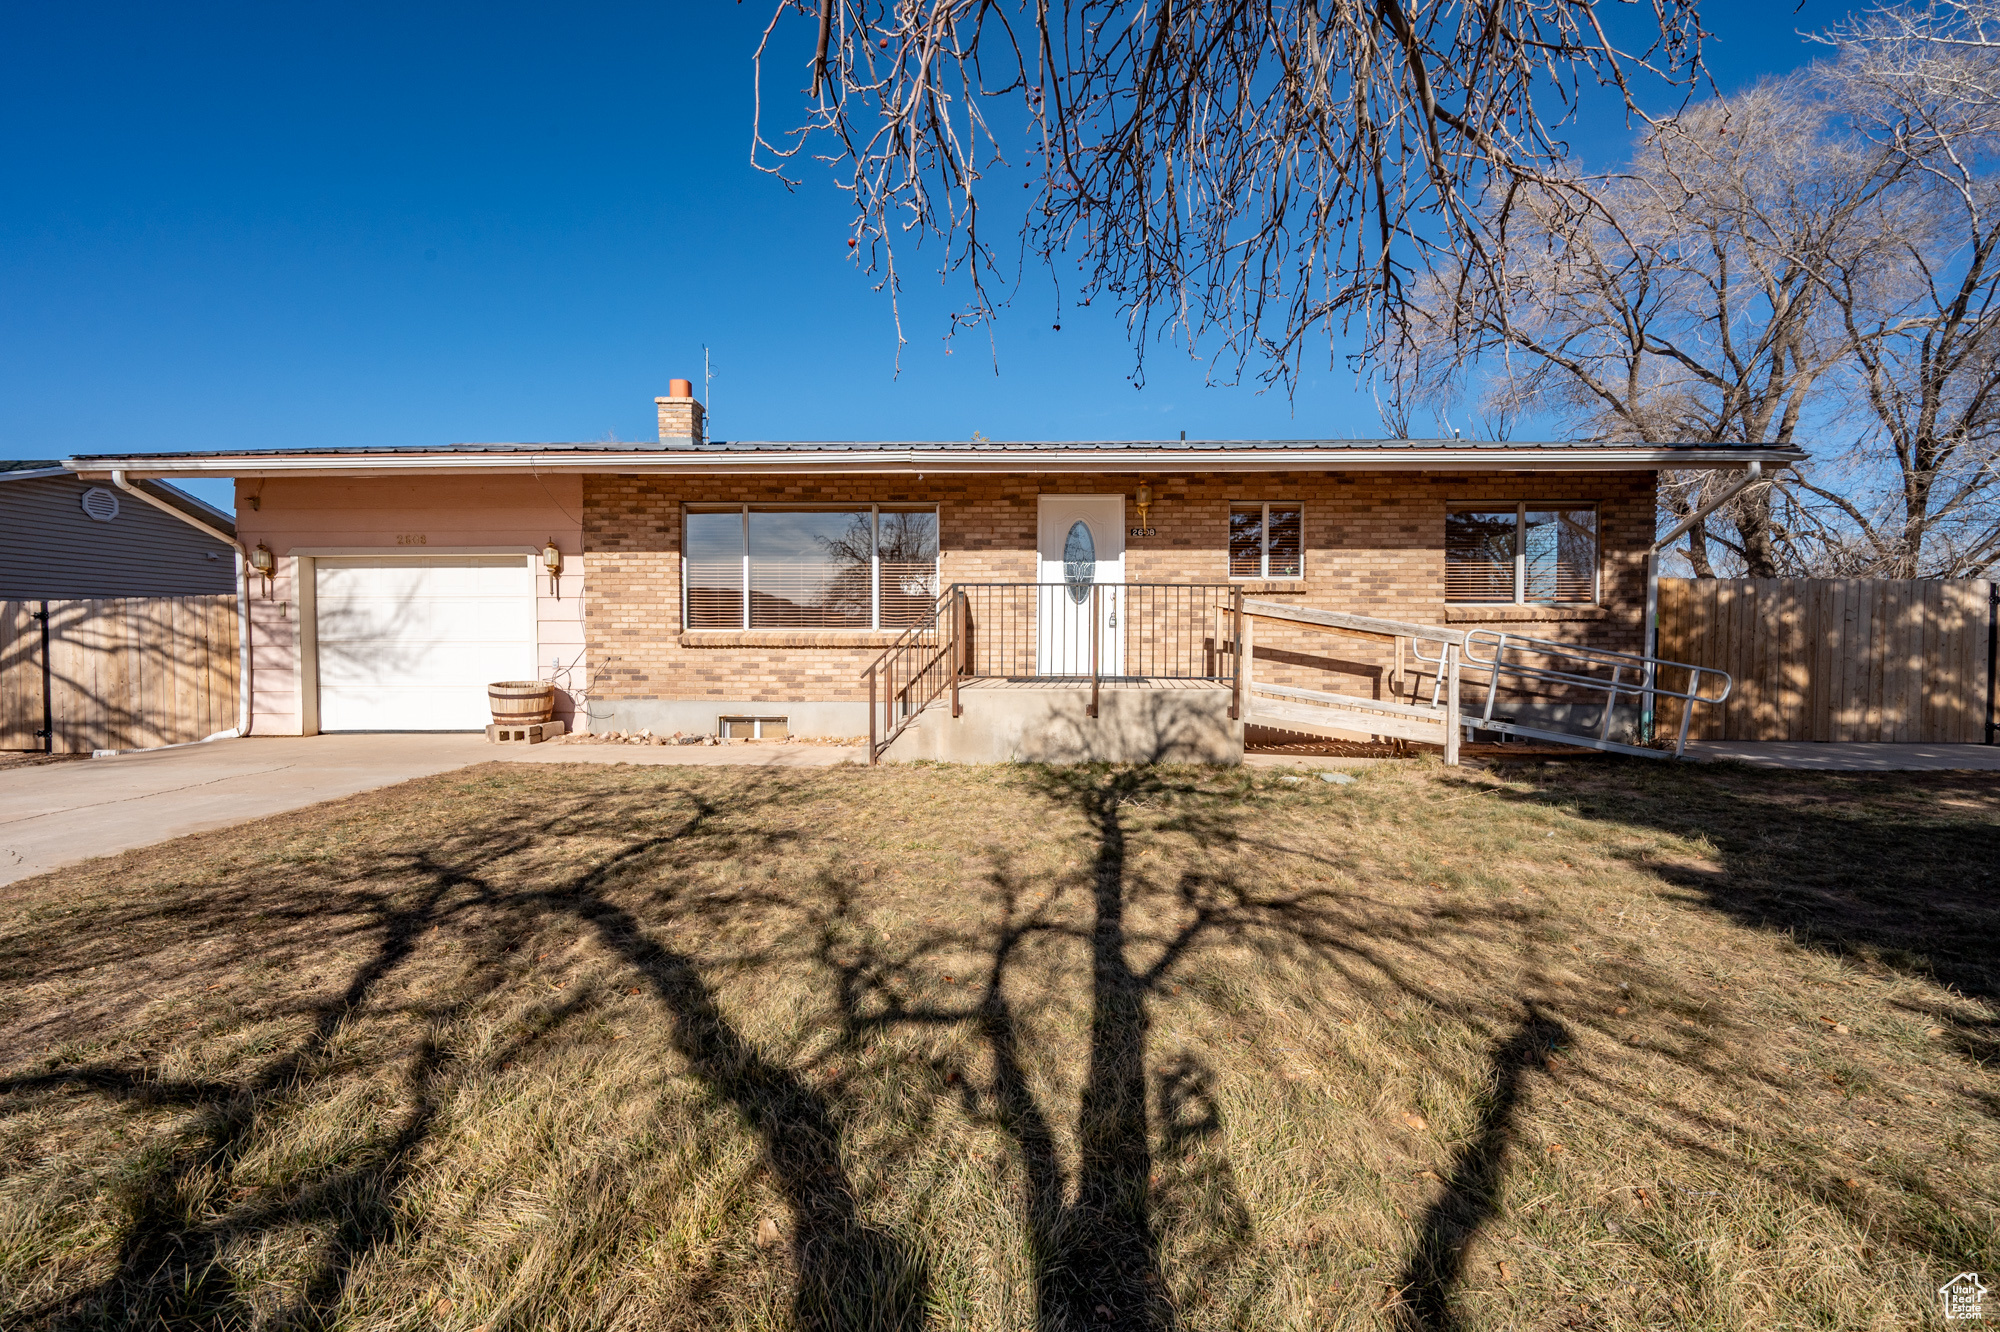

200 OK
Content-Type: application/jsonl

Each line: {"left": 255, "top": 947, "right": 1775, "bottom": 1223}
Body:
{"left": 755, "top": 0, "right": 1706, "bottom": 382}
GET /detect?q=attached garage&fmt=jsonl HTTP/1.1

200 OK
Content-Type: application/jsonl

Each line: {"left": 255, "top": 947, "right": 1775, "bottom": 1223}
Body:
{"left": 312, "top": 554, "right": 536, "bottom": 731}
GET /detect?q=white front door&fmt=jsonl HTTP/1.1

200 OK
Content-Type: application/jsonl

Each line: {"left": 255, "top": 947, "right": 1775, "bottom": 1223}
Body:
{"left": 1036, "top": 496, "right": 1124, "bottom": 676}
{"left": 315, "top": 555, "right": 536, "bottom": 730}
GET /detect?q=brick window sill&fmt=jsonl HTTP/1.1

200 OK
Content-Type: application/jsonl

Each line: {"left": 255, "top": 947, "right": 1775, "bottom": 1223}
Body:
{"left": 1444, "top": 605, "right": 1606, "bottom": 623}
{"left": 1226, "top": 581, "right": 1309, "bottom": 594}
{"left": 679, "top": 629, "right": 911, "bottom": 648}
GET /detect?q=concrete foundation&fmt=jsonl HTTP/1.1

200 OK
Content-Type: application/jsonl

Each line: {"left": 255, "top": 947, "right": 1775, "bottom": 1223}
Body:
{"left": 581, "top": 698, "right": 869, "bottom": 739}
{"left": 881, "top": 685, "right": 1243, "bottom": 765}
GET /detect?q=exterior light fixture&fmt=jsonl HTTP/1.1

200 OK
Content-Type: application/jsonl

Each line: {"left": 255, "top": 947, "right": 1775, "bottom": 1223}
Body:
{"left": 542, "top": 539, "right": 563, "bottom": 598}
{"left": 249, "top": 542, "right": 275, "bottom": 597}
{"left": 1135, "top": 482, "right": 1154, "bottom": 531}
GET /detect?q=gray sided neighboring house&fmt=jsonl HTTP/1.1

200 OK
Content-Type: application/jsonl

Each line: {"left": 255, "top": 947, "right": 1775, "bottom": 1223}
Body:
{"left": 0, "top": 462, "right": 237, "bottom": 599}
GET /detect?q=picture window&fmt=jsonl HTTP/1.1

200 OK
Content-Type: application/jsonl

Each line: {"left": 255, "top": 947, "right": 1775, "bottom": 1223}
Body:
{"left": 683, "top": 505, "right": 939, "bottom": 629}
{"left": 1445, "top": 505, "right": 1598, "bottom": 604}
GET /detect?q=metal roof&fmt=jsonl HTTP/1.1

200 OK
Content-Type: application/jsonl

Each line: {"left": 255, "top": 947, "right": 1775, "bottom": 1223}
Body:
{"left": 64, "top": 437, "right": 1805, "bottom": 482}
{"left": 70, "top": 436, "right": 1801, "bottom": 458}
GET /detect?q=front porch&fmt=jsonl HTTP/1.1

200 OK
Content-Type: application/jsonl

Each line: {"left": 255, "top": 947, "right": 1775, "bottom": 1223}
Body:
{"left": 867, "top": 584, "right": 1731, "bottom": 766}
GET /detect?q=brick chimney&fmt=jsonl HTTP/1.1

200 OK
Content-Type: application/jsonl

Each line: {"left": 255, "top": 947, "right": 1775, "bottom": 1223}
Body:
{"left": 656, "top": 379, "right": 705, "bottom": 448}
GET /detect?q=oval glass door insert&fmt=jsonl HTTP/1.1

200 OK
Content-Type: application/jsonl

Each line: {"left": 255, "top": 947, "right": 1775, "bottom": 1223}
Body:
{"left": 1063, "top": 521, "right": 1095, "bottom": 604}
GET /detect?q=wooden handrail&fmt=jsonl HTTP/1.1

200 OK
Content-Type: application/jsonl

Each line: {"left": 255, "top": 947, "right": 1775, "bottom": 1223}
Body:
{"left": 1241, "top": 599, "right": 1465, "bottom": 646}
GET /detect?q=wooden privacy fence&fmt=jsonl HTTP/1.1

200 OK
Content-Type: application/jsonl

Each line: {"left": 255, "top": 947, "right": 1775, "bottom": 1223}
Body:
{"left": 1, "top": 597, "right": 240, "bottom": 754}
{"left": 1656, "top": 578, "right": 1994, "bottom": 742}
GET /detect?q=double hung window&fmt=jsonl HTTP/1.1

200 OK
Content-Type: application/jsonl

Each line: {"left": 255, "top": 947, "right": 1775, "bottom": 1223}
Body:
{"left": 683, "top": 505, "right": 939, "bottom": 629}
{"left": 1445, "top": 505, "right": 1598, "bottom": 604}
{"left": 1228, "top": 503, "right": 1303, "bottom": 579}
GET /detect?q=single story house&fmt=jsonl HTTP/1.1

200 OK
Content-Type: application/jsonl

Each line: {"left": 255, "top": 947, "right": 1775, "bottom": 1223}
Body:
{"left": 66, "top": 384, "right": 1800, "bottom": 759}
{"left": 1, "top": 460, "right": 237, "bottom": 599}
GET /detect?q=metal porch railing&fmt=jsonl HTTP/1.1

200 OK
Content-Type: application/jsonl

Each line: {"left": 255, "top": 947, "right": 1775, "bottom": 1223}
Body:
{"left": 866, "top": 583, "right": 1244, "bottom": 762}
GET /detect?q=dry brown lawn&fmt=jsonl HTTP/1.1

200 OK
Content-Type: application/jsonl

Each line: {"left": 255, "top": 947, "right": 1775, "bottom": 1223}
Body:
{"left": 0, "top": 757, "right": 1994, "bottom": 1331}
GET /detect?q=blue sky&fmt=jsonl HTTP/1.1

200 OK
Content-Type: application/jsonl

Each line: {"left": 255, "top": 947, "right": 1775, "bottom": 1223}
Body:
{"left": 2, "top": 2, "right": 1837, "bottom": 512}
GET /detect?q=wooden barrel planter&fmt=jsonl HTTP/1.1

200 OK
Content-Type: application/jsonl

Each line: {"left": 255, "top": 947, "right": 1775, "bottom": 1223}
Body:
{"left": 488, "top": 680, "right": 556, "bottom": 725}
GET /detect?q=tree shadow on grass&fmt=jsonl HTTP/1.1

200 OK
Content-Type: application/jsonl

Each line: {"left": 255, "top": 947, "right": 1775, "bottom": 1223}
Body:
{"left": 533, "top": 797, "right": 930, "bottom": 1332}
{"left": 15, "top": 847, "right": 513, "bottom": 1330}
{"left": 5, "top": 769, "right": 930, "bottom": 1332}
{"left": 817, "top": 762, "right": 1274, "bottom": 1330}
{"left": 1394, "top": 1004, "right": 1569, "bottom": 1332}
{"left": 24, "top": 757, "right": 1967, "bottom": 1329}
{"left": 1480, "top": 762, "right": 2000, "bottom": 1064}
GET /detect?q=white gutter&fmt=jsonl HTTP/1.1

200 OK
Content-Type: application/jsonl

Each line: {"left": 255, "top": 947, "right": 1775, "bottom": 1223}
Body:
{"left": 110, "top": 470, "right": 251, "bottom": 739}
{"left": 69, "top": 445, "right": 1808, "bottom": 479}
{"left": 1641, "top": 461, "right": 1766, "bottom": 738}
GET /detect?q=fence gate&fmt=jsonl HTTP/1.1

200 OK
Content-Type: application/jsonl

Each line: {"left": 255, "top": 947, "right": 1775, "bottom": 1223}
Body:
{"left": 0, "top": 596, "right": 240, "bottom": 754}
{"left": 1655, "top": 578, "right": 1993, "bottom": 743}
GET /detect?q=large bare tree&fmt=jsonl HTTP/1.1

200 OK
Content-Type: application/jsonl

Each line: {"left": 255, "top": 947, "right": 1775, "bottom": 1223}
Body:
{"left": 1397, "top": 22, "right": 2000, "bottom": 580}
{"left": 1393, "top": 79, "right": 1904, "bottom": 575}
{"left": 753, "top": 0, "right": 1705, "bottom": 383}
{"left": 1800, "top": 3, "right": 2000, "bottom": 577}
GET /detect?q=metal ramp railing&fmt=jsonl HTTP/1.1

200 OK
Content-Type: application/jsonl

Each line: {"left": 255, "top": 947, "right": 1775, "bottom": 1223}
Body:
{"left": 1411, "top": 628, "right": 1732, "bottom": 759}
{"left": 1244, "top": 601, "right": 1732, "bottom": 760}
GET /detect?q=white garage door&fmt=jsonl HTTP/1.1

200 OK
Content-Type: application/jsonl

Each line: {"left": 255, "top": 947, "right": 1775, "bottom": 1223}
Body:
{"left": 315, "top": 555, "right": 536, "bottom": 731}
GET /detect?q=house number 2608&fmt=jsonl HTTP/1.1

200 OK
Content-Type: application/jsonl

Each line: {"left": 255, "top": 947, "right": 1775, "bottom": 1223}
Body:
{"left": 1128, "top": 526, "right": 1158, "bottom": 538}
{"left": 396, "top": 534, "right": 428, "bottom": 545}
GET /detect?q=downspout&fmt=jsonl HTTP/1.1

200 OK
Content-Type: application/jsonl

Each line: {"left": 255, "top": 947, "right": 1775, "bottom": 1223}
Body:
{"left": 110, "top": 470, "right": 251, "bottom": 738}
{"left": 1642, "top": 461, "right": 1763, "bottom": 741}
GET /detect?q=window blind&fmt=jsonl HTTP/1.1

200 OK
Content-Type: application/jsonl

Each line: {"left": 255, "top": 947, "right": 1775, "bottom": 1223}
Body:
{"left": 876, "top": 509, "right": 940, "bottom": 627}
{"left": 749, "top": 510, "right": 871, "bottom": 628}
{"left": 1524, "top": 509, "right": 1597, "bottom": 603}
{"left": 684, "top": 510, "right": 746, "bottom": 628}
{"left": 1228, "top": 506, "right": 1264, "bottom": 578}
{"left": 1445, "top": 510, "right": 1518, "bottom": 602}
{"left": 1266, "top": 506, "right": 1302, "bottom": 578}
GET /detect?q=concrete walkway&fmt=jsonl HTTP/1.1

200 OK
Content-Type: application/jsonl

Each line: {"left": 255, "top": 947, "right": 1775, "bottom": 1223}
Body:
{"left": 1684, "top": 741, "right": 2000, "bottom": 771}
{"left": 0, "top": 733, "right": 861, "bottom": 888}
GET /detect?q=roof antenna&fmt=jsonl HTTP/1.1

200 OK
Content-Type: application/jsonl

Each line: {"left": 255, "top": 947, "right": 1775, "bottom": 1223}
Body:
{"left": 703, "top": 345, "right": 713, "bottom": 440}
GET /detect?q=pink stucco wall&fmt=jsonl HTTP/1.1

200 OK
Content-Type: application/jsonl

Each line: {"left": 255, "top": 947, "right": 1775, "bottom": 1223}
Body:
{"left": 233, "top": 475, "right": 586, "bottom": 734}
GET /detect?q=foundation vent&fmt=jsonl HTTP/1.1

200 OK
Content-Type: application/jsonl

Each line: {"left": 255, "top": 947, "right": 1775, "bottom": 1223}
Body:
{"left": 719, "top": 716, "right": 787, "bottom": 740}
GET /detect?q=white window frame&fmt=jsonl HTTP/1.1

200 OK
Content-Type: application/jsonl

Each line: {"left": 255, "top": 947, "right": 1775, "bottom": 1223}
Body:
{"left": 680, "top": 503, "right": 940, "bottom": 630}
{"left": 1228, "top": 502, "right": 1305, "bottom": 581}
{"left": 1445, "top": 503, "right": 1601, "bottom": 605}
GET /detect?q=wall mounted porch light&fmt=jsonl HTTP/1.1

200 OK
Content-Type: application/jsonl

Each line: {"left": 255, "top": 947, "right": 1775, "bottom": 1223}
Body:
{"left": 249, "top": 543, "right": 275, "bottom": 598}
{"left": 1134, "top": 482, "right": 1155, "bottom": 531}
{"left": 542, "top": 539, "right": 563, "bottom": 598}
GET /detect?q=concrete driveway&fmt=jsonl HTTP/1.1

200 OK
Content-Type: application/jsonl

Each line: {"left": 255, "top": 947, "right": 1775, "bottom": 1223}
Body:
{"left": 0, "top": 733, "right": 860, "bottom": 888}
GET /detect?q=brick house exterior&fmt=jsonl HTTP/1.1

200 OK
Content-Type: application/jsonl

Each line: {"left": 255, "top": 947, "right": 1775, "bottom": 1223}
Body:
{"left": 582, "top": 469, "right": 1656, "bottom": 735}
{"left": 68, "top": 388, "right": 1796, "bottom": 747}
